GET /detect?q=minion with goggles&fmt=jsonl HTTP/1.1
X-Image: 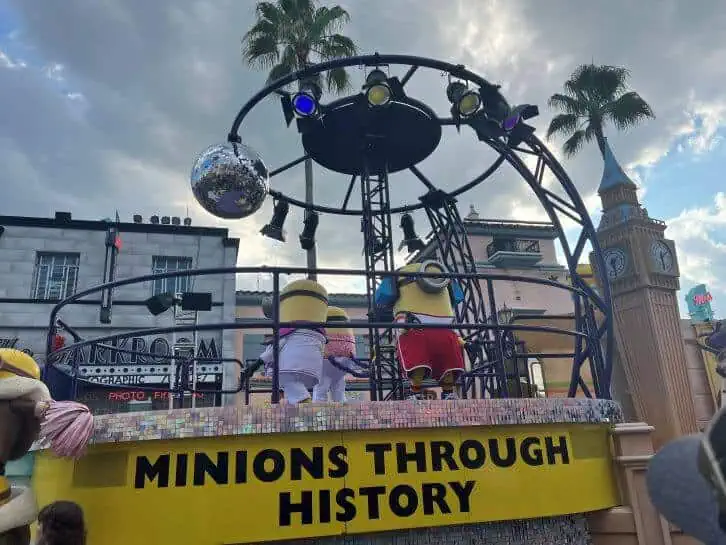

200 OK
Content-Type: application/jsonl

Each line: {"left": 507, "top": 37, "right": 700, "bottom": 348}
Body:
{"left": 313, "top": 307, "right": 367, "bottom": 403}
{"left": 257, "top": 280, "right": 328, "bottom": 404}
{"left": 374, "top": 260, "right": 466, "bottom": 400}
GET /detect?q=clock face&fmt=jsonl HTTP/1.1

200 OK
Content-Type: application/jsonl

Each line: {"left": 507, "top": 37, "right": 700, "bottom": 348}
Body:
{"left": 602, "top": 248, "right": 628, "bottom": 279}
{"left": 650, "top": 240, "right": 674, "bottom": 273}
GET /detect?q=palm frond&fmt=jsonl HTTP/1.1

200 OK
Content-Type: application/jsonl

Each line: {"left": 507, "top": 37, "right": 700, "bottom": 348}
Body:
{"left": 243, "top": 18, "right": 278, "bottom": 41}
{"left": 265, "top": 44, "right": 298, "bottom": 84}
{"left": 313, "top": 34, "right": 358, "bottom": 59}
{"left": 308, "top": 6, "right": 351, "bottom": 38}
{"left": 266, "top": 62, "right": 295, "bottom": 85}
{"left": 547, "top": 93, "right": 587, "bottom": 115}
{"left": 546, "top": 113, "right": 579, "bottom": 140}
{"left": 242, "top": 34, "right": 279, "bottom": 68}
{"left": 326, "top": 66, "right": 351, "bottom": 93}
{"left": 605, "top": 91, "right": 655, "bottom": 130}
{"left": 562, "top": 130, "right": 586, "bottom": 158}
{"left": 255, "top": 2, "right": 283, "bottom": 25}
{"left": 565, "top": 64, "right": 630, "bottom": 103}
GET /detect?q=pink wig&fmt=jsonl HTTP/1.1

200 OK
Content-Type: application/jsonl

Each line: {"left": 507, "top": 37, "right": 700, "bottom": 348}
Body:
{"left": 326, "top": 333, "right": 356, "bottom": 358}
{"left": 39, "top": 400, "right": 94, "bottom": 459}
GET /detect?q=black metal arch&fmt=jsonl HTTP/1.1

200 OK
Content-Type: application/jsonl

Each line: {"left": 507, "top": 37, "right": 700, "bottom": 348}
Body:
{"left": 222, "top": 53, "right": 613, "bottom": 399}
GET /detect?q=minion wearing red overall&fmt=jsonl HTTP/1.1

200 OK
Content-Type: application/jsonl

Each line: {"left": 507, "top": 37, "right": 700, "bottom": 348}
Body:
{"left": 374, "top": 260, "right": 466, "bottom": 400}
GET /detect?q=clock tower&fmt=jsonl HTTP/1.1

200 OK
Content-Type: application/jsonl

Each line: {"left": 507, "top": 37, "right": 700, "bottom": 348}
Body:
{"left": 591, "top": 138, "right": 698, "bottom": 448}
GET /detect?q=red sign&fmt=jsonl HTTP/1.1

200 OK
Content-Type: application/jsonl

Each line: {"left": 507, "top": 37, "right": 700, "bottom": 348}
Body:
{"left": 693, "top": 292, "right": 713, "bottom": 306}
{"left": 106, "top": 390, "right": 204, "bottom": 402}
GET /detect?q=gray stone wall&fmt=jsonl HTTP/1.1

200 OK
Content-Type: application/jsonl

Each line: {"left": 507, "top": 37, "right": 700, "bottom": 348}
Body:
{"left": 0, "top": 222, "right": 238, "bottom": 377}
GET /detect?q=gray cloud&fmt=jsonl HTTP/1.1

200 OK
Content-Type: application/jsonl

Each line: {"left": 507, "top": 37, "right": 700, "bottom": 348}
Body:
{"left": 2, "top": 0, "right": 726, "bottom": 299}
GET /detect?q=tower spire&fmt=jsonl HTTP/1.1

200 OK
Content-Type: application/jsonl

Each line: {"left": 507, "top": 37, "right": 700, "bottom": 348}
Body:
{"left": 598, "top": 137, "right": 637, "bottom": 194}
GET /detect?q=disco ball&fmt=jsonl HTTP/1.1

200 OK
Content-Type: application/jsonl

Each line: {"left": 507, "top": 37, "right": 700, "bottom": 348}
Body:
{"left": 191, "top": 143, "right": 269, "bottom": 219}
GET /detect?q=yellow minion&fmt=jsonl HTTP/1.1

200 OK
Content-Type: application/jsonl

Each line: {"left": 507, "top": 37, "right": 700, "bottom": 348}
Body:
{"left": 266, "top": 279, "right": 329, "bottom": 404}
{"left": 279, "top": 279, "right": 329, "bottom": 326}
{"left": 374, "top": 260, "right": 466, "bottom": 400}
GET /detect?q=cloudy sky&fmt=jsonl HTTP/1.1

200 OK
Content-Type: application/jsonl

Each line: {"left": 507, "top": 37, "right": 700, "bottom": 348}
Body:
{"left": 1, "top": 0, "right": 725, "bottom": 316}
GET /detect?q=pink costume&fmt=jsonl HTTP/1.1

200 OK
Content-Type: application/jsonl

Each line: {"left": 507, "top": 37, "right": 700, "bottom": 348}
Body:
{"left": 313, "top": 333, "right": 356, "bottom": 403}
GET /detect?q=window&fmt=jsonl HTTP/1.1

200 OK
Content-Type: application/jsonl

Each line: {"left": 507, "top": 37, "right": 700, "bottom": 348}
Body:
{"left": 31, "top": 252, "right": 80, "bottom": 300}
{"left": 151, "top": 256, "right": 193, "bottom": 296}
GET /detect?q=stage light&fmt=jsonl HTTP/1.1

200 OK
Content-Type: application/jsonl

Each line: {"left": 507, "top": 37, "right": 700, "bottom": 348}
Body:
{"left": 365, "top": 69, "right": 392, "bottom": 107}
{"left": 446, "top": 81, "right": 481, "bottom": 117}
{"left": 145, "top": 292, "right": 177, "bottom": 316}
{"left": 145, "top": 292, "right": 212, "bottom": 316}
{"left": 299, "top": 210, "right": 319, "bottom": 251}
{"left": 292, "top": 93, "right": 318, "bottom": 116}
{"left": 398, "top": 213, "right": 426, "bottom": 254}
{"left": 291, "top": 80, "right": 322, "bottom": 118}
{"left": 502, "top": 104, "right": 540, "bottom": 131}
{"left": 260, "top": 199, "right": 289, "bottom": 242}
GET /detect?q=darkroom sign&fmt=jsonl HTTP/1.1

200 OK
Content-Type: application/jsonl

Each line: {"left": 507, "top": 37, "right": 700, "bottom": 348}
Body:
{"left": 57, "top": 335, "right": 221, "bottom": 366}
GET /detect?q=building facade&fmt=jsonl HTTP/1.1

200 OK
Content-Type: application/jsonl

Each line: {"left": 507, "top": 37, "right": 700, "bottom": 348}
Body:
{"left": 0, "top": 211, "right": 239, "bottom": 414}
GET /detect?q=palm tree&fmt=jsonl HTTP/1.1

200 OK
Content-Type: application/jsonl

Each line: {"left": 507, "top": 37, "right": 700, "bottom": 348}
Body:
{"left": 242, "top": 0, "right": 358, "bottom": 279}
{"left": 546, "top": 64, "right": 655, "bottom": 158}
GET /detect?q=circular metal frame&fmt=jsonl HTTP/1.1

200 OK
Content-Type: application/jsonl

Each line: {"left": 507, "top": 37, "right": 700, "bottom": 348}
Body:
{"left": 42, "top": 54, "right": 613, "bottom": 403}
{"left": 225, "top": 53, "right": 613, "bottom": 396}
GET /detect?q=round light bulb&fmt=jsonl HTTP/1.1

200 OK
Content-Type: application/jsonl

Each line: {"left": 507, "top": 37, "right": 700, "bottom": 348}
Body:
{"left": 367, "top": 84, "right": 391, "bottom": 107}
{"left": 457, "top": 91, "right": 481, "bottom": 117}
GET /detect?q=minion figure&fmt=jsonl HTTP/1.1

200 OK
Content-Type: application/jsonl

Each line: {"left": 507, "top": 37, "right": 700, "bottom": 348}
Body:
{"left": 258, "top": 279, "right": 328, "bottom": 404}
{"left": 313, "top": 307, "right": 361, "bottom": 403}
{"left": 374, "top": 260, "right": 466, "bottom": 400}
{"left": 0, "top": 349, "right": 93, "bottom": 545}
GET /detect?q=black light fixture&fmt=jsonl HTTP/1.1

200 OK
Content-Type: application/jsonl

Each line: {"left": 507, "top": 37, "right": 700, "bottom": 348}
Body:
{"left": 446, "top": 81, "right": 482, "bottom": 118}
{"left": 260, "top": 199, "right": 289, "bottom": 242}
{"left": 0, "top": 226, "right": 4, "bottom": 238}
{"left": 398, "top": 213, "right": 425, "bottom": 254}
{"left": 144, "top": 291, "right": 213, "bottom": 316}
{"left": 299, "top": 210, "right": 319, "bottom": 251}
{"left": 502, "top": 104, "right": 539, "bottom": 130}
{"left": 364, "top": 69, "right": 392, "bottom": 107}
{"left": 145, "top": 292, "right": 177, "bottom": 316}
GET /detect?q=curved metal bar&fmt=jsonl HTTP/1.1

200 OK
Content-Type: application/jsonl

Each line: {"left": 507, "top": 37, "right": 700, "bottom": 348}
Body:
{"left": 50, "top": 320, "right": 589, "bottom": 357}
{"left": 482, "top": 136, "right": 612, "bottom": 396}
{"left": 228, "top": 54, "right": 502, "bottom": 140}
{"left": 267, "top": 152, "right": 507, "bottom": 216}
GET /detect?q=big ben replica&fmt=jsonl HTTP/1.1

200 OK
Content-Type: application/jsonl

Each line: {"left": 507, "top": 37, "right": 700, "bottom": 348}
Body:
{"left": 591, "top": 138, "right": 698, "bottom": 448}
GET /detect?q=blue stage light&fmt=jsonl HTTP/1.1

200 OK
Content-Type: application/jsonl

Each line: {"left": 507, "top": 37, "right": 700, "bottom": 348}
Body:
{"left": 292, "top": 92, "right": 318, "bottom": 117}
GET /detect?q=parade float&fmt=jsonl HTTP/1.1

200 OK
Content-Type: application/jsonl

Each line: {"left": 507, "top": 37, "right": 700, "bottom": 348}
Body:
{"left": 5, "top": 54, "right": 636, "bottom": 545}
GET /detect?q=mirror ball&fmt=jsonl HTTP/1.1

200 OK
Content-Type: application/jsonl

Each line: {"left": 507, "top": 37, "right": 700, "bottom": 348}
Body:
{"left": 191, "top": 143, "right": 269, "bottom": 219}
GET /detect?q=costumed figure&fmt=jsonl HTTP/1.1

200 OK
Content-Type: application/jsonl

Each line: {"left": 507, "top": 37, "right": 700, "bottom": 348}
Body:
{"left": 313, "top": 307, "right": 366, "bottom": 403}
{"left": 374, "top": 260, "right": 466, "bottom": 401}
{"left": 0, "top": 348, "right": 94, "bottom": 545}
{"left": 256, "top": 280, "right": 328, "bottom": 404}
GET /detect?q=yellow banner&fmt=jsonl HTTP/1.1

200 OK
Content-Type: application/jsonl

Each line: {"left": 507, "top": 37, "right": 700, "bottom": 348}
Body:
{"left": 33, "top": 424, "right": 618, "bottom": 544}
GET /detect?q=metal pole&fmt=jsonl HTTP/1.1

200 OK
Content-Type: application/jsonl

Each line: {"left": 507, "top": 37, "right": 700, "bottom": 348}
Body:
{"left": 169, "top": 304, "right": 176, "bottom": 410}
{"left": 271, "top": 272, "right": 281, "bottom": 404}
{"left": 304, "top": 158, "right": 317, "bottom": 280}
{"left": 191, "top": 311, "right": 199, "bottom": 409}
